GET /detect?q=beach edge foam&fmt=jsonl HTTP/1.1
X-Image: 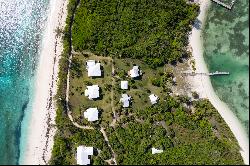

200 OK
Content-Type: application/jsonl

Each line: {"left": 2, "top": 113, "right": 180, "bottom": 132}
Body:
{"left": 19, "top": 0, "right": 68, "bottom": 164}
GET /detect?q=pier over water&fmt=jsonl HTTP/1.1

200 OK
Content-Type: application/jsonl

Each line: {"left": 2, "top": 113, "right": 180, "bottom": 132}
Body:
{"left": 211, "top": 0, "right": 236, "bottom": 10}
{"left": 182, "top": 71, "right": 230, "bottom": 76}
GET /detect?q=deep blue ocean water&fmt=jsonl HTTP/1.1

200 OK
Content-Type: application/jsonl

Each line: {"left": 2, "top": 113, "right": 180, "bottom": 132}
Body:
{"left": 0, "top": 0, "right": 49, "bottom": 164}
{"left": 203, "top": 0, "right": 249, "bottom": 135}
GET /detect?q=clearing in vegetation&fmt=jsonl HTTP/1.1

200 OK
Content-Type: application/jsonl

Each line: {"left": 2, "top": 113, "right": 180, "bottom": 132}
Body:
{"left": 50, "top": 0, "right": 244, "bottom": 165}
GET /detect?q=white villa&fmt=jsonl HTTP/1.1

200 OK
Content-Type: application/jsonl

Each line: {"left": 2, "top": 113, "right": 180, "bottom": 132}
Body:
{"left": 85, "top": 85, "right": 100, "bottom": 100}
{"left": 84, "top": 108, "right": 99, "bottom": 122}
{"left": 121, "top": 81, "right": 128, "bottom": 90}
{"left": 77, "top": 146, "right": 93, "bottom": 165}
{"left": 152, "top": 147, "right": 163, "bottom": 154}
{"left": 120, "top": 94, "right": 131, "bottom": 108}
{"left": 128, "top": 65, "right": 142, "bottom": 78}
{"left": 86, "top": 60, "right": 102, "bottom": 77}
{"left": 149, "top": 94, "right": 159, "bottom": 104}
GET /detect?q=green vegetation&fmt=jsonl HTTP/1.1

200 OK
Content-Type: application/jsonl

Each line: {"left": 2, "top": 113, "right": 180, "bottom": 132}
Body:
{"left": 50, "top": 0, "right": 243, "bottom": 165}
{"left": 107, "top": 98, "right": 243, "bottom": 165}
{"left": 72, "top": 0, "right": 199, "bottom": 67}
{"left": 68, "top": 56, "right": 176, "bottom": 128}
{"left": 192, "top": 91, "right": 199, "bottom": 99}
{"left": 50, "top": 126, "right": 112, "bottom": 164}
{"left": 69, "top": 54, "right": 113, "bottom": 127}
{"left": 190, "top": 59, "right": 196, "bottom": 71}
{"left": 113, "top": 58, "right": 166, "bottom": 111}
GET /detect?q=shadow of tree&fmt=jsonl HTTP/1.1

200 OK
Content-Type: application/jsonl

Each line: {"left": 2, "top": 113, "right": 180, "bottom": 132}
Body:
{"left": 193, "top": 18, "right": 202, "bottom": 30}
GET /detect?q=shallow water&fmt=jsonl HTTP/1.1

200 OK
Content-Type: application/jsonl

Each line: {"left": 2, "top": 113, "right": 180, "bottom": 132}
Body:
{"left": 0, "top": 0, "right": 49, "bottom": 164}
{"left": 203, "top": 0, "right": 249, "bottom": 135}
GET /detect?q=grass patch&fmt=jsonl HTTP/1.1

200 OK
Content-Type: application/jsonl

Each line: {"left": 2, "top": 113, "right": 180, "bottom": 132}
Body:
{"left": 113, "top": 58, "right": 166, "bottom": 112}
{"left": 68, "top": 53, "right": 113, "bottom": 126}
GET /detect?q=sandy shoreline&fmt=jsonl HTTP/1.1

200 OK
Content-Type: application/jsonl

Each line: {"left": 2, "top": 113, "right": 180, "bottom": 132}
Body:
{"left": 18, "top": 0, "right": 249, "bottom": 164}
{"left": 188, "top": 0, "right": 249, "bottom": 164}
{"left": 20, "top": 0, "right": 68, "bottom": 164}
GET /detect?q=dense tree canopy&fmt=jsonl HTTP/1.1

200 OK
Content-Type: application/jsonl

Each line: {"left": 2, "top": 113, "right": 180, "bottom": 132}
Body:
{"left": 50, "top": 0, "right": 243, "bottom": 165}
{"left": 72, "top": 0, "right": 199, "bottom": 67}
{"left": 106, "top": 98, "right": 243, "bottom": 165}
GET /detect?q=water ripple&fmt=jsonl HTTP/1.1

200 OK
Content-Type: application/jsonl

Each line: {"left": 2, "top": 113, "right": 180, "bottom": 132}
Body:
{"left": 0, "top": 0, "right": 50, "bottom": 164}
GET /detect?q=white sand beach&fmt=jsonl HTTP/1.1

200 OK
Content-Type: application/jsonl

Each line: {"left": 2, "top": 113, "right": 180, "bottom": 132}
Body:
{"left": 18, "top": 0, "right": 249, "bottom": 164}
{"left": 21, "top": 0, "right": 68, "bottom": 164}
{"left": 188, "top": 0, "right": 249, "bottom": 164}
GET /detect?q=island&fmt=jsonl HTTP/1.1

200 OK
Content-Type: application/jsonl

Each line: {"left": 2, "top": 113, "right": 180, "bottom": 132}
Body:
{"left": 48, "top": 0, "right": 244, "bottom": 165}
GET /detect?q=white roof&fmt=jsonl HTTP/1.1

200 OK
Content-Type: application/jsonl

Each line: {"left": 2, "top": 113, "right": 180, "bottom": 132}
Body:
{"left": 149, "top": 94, "right": 159, "bottom": 104}
{"left": 77, "top": 146, "right": 93, "bottom": 165}
{"left": 129, "top": 66, "right": 141, "bottom": 78}
{"left": 84, "top": 108, "right": 99, "bottom": 121}
{"left": 121, "top": 81, "right": 128, "bottom": 90}
{"left": 85, "top": 85, "right": 100, "bottom": 99}
{"left": 86, "top": 60, "right": 101, "bottom": 77}
{"left": 152, "top": 147, "right": 163, "bottom": 154}
{"left": 120, "top": 94, "right": 131, "bottom": 107}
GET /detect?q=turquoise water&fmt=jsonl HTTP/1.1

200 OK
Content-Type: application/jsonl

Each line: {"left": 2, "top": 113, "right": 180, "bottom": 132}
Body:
{"left": 0, "top": 0, "right": 49, "bottom": 164}
{"left": 203, "top": 0, "right": 249, "bottom": 135}
{"left": 0, "top": 0, "right": 248, "bottom": 164}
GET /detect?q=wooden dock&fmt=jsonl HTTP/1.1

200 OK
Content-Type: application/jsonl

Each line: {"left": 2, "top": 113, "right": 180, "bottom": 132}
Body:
{"left": 182, "top": 71, "right": 230, "bottom": 76}
{"left": 211, "top": 0, "right": 236, "bottom": 10}
{"left": 208, "top": 71, "right": 229, "bottom": 76}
